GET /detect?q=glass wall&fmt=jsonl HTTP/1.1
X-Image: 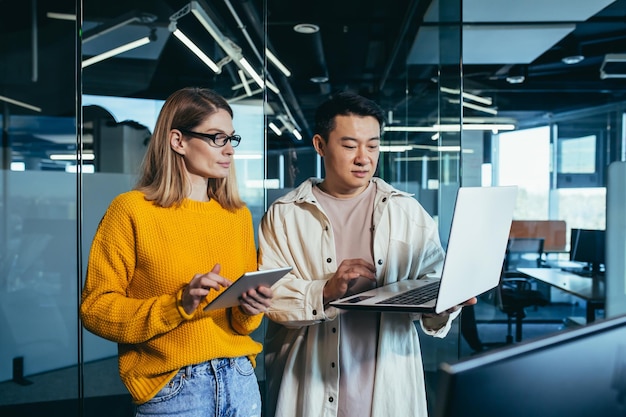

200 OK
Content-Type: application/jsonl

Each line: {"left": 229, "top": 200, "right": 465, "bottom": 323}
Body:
{"left": 0, "top": 0, "right": 82, "bottom": 414}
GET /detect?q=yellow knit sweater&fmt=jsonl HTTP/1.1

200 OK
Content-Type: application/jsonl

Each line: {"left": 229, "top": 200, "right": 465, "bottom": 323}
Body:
{"left": 80, "top": 190, "right": 262, "bottom": 404}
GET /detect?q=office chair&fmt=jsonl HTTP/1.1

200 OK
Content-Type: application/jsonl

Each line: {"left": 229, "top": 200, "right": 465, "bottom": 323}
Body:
{"left": 497, "top": 238, "right": 550, "bottom": 344}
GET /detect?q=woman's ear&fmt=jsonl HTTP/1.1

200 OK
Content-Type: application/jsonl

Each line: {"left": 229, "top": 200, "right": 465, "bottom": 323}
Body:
{"left": 312, "top": 134, "right": 325, "bottom": 157}
{"left": 170, "top": 129, "right": 185, "bottom": 155}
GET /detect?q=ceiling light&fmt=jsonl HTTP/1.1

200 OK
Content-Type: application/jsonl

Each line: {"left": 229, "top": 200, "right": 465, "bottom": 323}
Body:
{"left": 49, "top": 153, "right": 95, "bottom": 160}
{"left": 47, "top": 12, "right": 75, "bottom": 21}
{"left": 310, "top": 75, "right": 329, "bottom": 83}
{"left": 0, "top": 95, "right": 41, "bottom": 112}
{"left": 237, "top": 70, "right": 253, "bottom": 96}
{"left": 384, "top": 123, "right": 515, "bottom": 132}
{"left": 292, "top": 129, "right": 302, "bottom": 140}
{"left": 83, "top": 12, "right": 157, "bottom": 44}
{"left": 379, "top": 145, "right": 414, "bottom": 152}
{"left": 384, "top": 126, "right": 439, "bottom": 132}
{"left": 266, "top": 81, "right": 280, "bottom": 94}
{"left": 171, "top": 27, "right": 220, "bottom": 73}
{"left": 600, "top": 53, "right": 626, "bottom": 79}
{"left": 562, "top": 55, "right": 584, "bottom": 65}
{"left": 506, "top": 75, "right": 525, "bottom": 84}
{"left": 462, "top": 101, "right": 498, "bottom": 115}
{"left": 266, "top": 48, "right": 291, "bottom": 77}
{"left": 177, "top": 2, "right": 279, "bottom": 93}
{"left": 82, "top": 35, "right": 152, "bottom": 68}
{"left": 268, "top": 122, "right": 282, "bottom": 136}
{"left": 440, "top": 87, "right": 493, "bottom": 106}
{"left": 434, "top": 124, "right": 516, "bottom": 131}
{"left": 505, "top": 65, "right": 527, "bottom": 84}
{"left": 293, "top": 23, "right": 320, "bottom": 34}
{"left": 239, "top": 57, "right": 265, "bottom": 89}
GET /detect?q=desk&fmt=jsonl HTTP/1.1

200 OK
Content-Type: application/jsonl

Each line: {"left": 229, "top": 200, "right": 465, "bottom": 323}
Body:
{"left": 517, "top": 268, "right": 605, "bottom": 323}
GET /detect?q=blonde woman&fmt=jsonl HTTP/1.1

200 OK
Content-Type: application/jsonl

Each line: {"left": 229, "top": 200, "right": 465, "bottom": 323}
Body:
{"left": 81, "top": 87, "right": 272, "bottom": 416}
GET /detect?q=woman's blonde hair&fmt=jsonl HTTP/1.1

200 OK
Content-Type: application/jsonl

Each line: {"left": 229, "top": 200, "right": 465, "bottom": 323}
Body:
{"left": 135, "top": 87, "right": 244, "bottom": 210}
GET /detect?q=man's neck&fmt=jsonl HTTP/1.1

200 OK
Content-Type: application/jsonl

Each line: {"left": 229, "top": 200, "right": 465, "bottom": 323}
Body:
{"left": 317, "top": 180, "right": 371, "bottom": 199}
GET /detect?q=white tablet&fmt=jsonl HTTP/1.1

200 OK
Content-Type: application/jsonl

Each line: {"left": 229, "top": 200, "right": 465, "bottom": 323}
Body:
{"left": 203, "top": 266, "right": 292, "bottom": 311}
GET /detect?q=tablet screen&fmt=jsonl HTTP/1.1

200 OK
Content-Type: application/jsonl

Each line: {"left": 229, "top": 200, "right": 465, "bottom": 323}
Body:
{"left": 203, "top": 266, "right": 292, "bottom": 311}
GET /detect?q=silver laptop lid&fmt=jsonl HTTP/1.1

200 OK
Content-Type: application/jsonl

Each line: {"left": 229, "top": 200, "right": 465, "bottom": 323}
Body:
{"left": 434, "top": 186, "right": 518, "bottom": 313}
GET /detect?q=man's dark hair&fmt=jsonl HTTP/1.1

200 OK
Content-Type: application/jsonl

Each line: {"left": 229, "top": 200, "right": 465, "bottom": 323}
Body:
{"left": 314, "top": 91, "right": 385, "bottom": 140}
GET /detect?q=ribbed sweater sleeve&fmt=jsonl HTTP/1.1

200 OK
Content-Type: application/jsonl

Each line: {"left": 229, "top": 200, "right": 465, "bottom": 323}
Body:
{"left": 80, "top": 190, "right": 262, "bottom": 404}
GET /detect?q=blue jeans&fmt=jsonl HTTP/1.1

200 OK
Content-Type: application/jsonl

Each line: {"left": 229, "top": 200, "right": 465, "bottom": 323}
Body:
{"left": 135, "top": 357, "right": 262, "bottom": 417}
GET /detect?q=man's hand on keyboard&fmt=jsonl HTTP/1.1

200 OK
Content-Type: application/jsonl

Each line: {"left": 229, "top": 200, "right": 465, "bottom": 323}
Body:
{"left": 323, "top": 258, "right": 377, "bottom": 304}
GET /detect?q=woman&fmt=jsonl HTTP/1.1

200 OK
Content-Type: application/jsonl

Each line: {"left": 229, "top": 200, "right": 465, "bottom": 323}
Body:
{"left": 80, "top": 87, "right": 272, "bottom": 416}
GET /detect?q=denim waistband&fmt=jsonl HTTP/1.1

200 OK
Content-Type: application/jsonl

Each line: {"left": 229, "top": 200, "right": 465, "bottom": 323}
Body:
{"left": 182, "top": 357, "right": 239, "bottom": 378}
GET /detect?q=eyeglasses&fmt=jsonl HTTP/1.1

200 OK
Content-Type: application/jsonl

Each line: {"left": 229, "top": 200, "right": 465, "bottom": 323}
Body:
{"left": 176, "top": 128, "right": 241, "bottom": 148}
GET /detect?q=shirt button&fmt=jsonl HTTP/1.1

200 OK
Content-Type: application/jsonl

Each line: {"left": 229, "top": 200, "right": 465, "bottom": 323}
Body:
{"left": 377, "top": 259, "right": 383, "bottom": 265}
{"left": 329, "top": 397, "right": 334, "bottom": 403}
{"left": 331, "top": 362, "right": 336, "bottom": 368}
{"left": 382, "top": 197, "right": 387, "bottom": 202}
{"left": 332, "top": 327, "right": 336, "bottom": 333}
{"left": 312, "top": 309, "right": 317, "bottom": 315}
{"left": 326, "top": 258, "right": 332, "bottom": 263}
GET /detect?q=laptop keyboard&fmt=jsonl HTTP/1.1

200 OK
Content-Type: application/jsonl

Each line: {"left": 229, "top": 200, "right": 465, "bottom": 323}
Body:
{"left": 376, "top": 281, "right": 440, "bottom": 305}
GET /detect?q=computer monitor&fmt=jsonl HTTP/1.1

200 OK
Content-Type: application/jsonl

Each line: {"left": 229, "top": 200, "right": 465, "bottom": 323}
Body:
{"left": 435, "top": 314, "right": 626, "bottom": 417}
{"left": 570, "top": 228, "right": 606, "bottom": 274}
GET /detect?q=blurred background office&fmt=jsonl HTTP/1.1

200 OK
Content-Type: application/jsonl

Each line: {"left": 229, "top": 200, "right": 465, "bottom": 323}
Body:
{"left": 1, "top": 0, "right": 626, "bottom": 416}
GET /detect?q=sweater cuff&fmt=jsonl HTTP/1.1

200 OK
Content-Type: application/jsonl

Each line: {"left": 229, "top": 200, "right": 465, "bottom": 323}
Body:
{"left": 172, "top": 287, "right": 195, "bottom": 322}
{"left": 231, "top": 306, "right": 263, "bottom": 335}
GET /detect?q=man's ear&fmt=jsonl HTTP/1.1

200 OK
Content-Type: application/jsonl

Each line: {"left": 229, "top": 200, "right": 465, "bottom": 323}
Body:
{"left": 170, "top": 129, "right": 185, "bottom": 155}
{"left": 312, "top": 134, "right": 325, "bottom": 157}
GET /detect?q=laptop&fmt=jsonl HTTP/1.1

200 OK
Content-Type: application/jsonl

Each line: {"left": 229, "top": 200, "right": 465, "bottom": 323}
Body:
{"left": 330, "top": 186, "right": 518, "bottom": 314}
{"left": 204, "top": 267, "right": 292, "bottom": 311}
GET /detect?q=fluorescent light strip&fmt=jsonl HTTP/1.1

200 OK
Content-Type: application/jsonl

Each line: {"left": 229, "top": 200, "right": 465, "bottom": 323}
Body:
{"left": 172, "top": 29, "right": 220, "bottom": 73}
{"left": 380, "top": 145, "right": 413, "bottom": 152}
{"left": 188, "top": 1, "right": 279, "bottom": 94}
{"left": 190, "top": 2, "right": 232, "bottom": 56}
{"left": 292, "top": 129, "right": 302, "bottom": 140}
{"left": 233, "top": 154, "right": 263, "bottom": 160}
{"left": 82, "top": 36, "right": 150, "bottom": 68}
{"left": 47, "top": 12, "right": 76, "bottom": 21}
{"left": 440, "top": 86, "right": 493, "bottom": 106}
{"left": 433, "top": 124, "right": 516, "bottom": 132}
{"left": 268, "top": 122, "right": 282, "bottom": 136}
{"left": 412, "top": 145, "right": 463, "bottom": 152}
{"left": 238, "top": 57, "right": 264, "bottom": 89}
{"left": 385, "top": 124, "right": 515, "bottom": 132}
{"left": 49, "top": 153, "right": 95, "bottom": 160}
{"left": 462, "top": 101, "right": 498, "bottom": 115}
{"left": 266, "top": 48, "right": 291, "bottom": 77}
{"left": 0, "top": 95, "right": 41, "bottom": 112}
{"left": 237, "top": 70, "right": 253, "bottom": 96}
{"left": 384, "top": 126, "right": 438, "bottom": 132}
{"left": 266, "top": 81, "right": 280, "bottom": 94}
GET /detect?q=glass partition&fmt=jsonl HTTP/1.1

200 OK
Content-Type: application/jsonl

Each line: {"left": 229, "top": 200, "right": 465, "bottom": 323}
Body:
{"left": 264, "top": 0, "right": 462, "bottom": 414}
{"left": 0, "top": 0, "right": 80, "bottom": 413}
{"left": 80, "top": 1, "right": 269, "bottom": 416}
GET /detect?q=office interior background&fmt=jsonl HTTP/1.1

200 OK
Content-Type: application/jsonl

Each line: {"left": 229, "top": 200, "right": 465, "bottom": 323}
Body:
{"left": 2, "top": 0, "right": 626, "bottom": 415}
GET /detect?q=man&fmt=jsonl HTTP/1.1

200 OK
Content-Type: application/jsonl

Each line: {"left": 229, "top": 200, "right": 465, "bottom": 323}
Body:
{"left": 258, "top": 91, "right": 475, "bottom": 417}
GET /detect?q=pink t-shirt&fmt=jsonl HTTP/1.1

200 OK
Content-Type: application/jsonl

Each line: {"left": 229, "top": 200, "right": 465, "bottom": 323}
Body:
{"left": 313, "top": 182, "right": 380, "bottom": 417}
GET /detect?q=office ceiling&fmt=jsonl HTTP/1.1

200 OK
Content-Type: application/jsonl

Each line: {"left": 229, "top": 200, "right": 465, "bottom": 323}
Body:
{"left": 4, "top": 0, "right": 626, "bottom": 149}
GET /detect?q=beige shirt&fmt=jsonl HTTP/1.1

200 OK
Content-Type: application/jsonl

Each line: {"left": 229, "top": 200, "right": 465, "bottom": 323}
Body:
{"left": 259, "top": 178, "right": 460, "bottom": 417}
